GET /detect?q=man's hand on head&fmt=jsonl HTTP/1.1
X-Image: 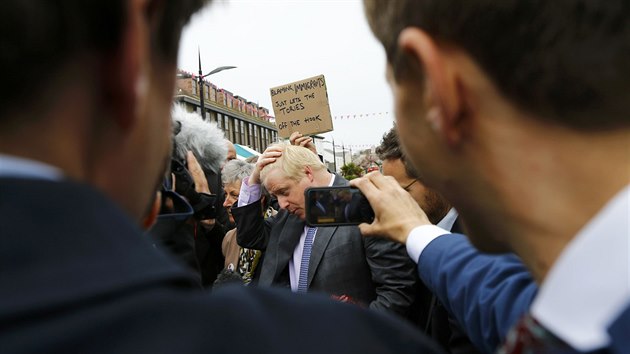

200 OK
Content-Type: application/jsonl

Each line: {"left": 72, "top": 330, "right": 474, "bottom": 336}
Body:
{"left": 249, "top": 145, "right": 283, "bottom": 185}
{"left": 289, "top": 131, "right": 318, "bottom": 156}
{"left": 350, "top": 171, "right": 432, "bottom": 244}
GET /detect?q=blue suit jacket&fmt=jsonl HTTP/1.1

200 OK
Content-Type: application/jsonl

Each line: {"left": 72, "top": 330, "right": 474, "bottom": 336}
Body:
{"left": 0, "top": 178, "right": 444, "bottom": 354}
{"left": 416, "top": 234, "right": 538, "bottom": 353}
{"left": 417, "top": 234, "right": 630, "bottom": 353}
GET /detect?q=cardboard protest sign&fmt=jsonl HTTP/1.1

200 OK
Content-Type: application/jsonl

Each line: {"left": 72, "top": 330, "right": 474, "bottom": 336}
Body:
{"left": 270, "top": 74, "right": 333, "bottom": 138}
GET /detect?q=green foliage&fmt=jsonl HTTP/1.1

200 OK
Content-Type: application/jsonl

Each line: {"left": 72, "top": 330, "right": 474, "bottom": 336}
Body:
{"left": 340, "top": 162, "right": 364, "bottom": 180}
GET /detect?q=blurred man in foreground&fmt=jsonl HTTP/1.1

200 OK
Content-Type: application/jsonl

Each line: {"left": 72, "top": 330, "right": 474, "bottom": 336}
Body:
{"left": 353, "top": 1, "right": 629, "bottom": 353}
{"left": 0, "top": 1, "right": 443, "bottom": 353}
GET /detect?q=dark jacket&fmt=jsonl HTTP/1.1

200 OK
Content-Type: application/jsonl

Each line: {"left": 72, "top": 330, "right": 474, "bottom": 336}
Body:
{"left": 0, "top": 178, "right": 444, "bottom": 354}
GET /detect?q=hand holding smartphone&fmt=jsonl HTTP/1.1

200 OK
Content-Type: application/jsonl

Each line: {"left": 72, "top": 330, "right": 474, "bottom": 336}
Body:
{"left": 304, "top": 186, "right": 375, "bottom": 227}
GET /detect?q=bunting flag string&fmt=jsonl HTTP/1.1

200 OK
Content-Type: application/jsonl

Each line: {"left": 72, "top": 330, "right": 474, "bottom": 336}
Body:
{"left": 343, "top": 144, "right": 378, "bottom": 149}
{"left": 332, "top": 112, "right": 390, "bottom": 120}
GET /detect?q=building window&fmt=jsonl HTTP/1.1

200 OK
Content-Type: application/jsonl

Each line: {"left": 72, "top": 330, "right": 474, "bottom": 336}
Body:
{"left": 204, "top": 85, "right": 209, "bottom": 99}
{"left": 233, "top": 118, "right": 240, "bottom": 144}
{"left": 253, "top": 125, "right": 259, "bottom": 151}
{"left": 216, "top": 113, "right": 222, "bottom": 129}
{"left": 240, "top": 121, "right": 246, "bottom": 145}
{"left": 237, "top": 120, "right": 243, "bottom": 145}
{"left": 263, "top": 128, "right": 270, "bottom": 150}
{"left": 224, "top": 115, "right": 231, "bottom": 141}
{"left": 231, "top": 117, "right": 236, "bottom": 142}
{"left": 192, "top": 79, "right": 198, "bottom": 95}
{"left": 248, "top": 123, "right": 253, "bottom": 147}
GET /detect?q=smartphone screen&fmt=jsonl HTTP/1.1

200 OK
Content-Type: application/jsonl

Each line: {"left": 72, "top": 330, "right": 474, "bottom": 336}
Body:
{"left": 304, "top": 186, "right": 375, "bottom": 227}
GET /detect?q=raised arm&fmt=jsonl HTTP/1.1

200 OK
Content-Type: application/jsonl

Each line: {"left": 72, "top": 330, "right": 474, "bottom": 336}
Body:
{"left": 231, "top": 145, "right": 283, "bottom": 250}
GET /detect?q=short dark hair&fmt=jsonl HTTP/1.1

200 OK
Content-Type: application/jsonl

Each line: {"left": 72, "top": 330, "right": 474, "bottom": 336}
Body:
{"left": 376, "top": 127, "right": 420, "bottom": 179}
{"left": 0, "top": 0, "right": 207, "bottom": 123}
{"left": 363, "top": 0, "right": 630, "bottom": 130}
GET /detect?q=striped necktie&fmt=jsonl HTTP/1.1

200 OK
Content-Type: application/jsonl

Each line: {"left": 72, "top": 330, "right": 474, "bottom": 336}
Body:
{"left": 297, "top": 227, "right": 317, "bottom": 293}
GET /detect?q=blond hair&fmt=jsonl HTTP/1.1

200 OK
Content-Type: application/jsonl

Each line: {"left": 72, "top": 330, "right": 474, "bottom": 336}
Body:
{"left": 260, "top": 142, "right": 326, "bottom": 182}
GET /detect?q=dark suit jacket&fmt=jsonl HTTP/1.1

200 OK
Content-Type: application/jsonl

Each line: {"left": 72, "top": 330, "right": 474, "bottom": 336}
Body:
{"left": 194, "top": 221, "right": 226, "bottom": 287}
{"left": 0, "top": 178, "right": 444, "bottom": 354}
{"left": 232, "top": 175, "right": 419, "bottom": 318}
{"left": 194, "top": 169, "right": 229, "bottom": 286}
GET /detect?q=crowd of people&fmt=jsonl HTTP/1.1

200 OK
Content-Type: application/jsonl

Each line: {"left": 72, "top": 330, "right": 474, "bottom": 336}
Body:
{"left": 0, "top": 0, "right": 628, "bottom": 353}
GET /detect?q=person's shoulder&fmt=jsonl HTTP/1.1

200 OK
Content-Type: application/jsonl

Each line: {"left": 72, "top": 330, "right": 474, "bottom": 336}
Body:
{"left": 222, "top": 227, "right": 237, "bottom": 249}
{"left": 2, "top": 271, "right": 443, "bottom": 353}
{"left": 332, "top": 173, "right": 349, "bottom": 186}
{"left": 224, "top": 227, "right": 237, "bottom": 239}
{"left": 108, "top": 285, "right": 444, "bottom": 354}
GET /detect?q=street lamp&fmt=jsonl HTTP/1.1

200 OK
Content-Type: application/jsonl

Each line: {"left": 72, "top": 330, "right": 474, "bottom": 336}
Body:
{"left": 179, "top": 48, "right": 236, "bottom": 120}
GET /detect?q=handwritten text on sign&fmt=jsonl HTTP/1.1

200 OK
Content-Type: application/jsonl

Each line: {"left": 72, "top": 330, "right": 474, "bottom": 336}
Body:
{"left": 270, "top": 75, "right": 333, "bottom": 138}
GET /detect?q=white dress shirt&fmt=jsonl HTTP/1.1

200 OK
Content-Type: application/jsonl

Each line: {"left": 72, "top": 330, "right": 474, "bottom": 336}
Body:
{"left": 0, "top": 154, "right": 62, "bottom": 180}
{"left": 531, "top": 185, "right": 630, "bottom": 351}
{"left": 437, "top": 208, "right": 459, "bottom": 231}
{"left": 405, "top": 209, "right": 457, "bottom": 263}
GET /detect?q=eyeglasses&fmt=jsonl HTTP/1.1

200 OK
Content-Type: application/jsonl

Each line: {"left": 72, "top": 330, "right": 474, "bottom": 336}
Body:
{"left": 402, "top": 179, "right": 418, "bottom": 192}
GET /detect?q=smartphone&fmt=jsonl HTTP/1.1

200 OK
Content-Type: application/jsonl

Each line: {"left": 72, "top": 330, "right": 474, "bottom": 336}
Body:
{"left": 304, "top": 186, "right": 375, "bottom": 227}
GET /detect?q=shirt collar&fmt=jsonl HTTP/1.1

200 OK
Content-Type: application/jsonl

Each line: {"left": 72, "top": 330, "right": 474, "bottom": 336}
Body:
{"left": 0, "top": 154, "right": 63, "bottom": 181}
{"left": 531, "top": 185, "right": 630, "bottom": 351}
{"left": 437, "top": 208, "right": 458, "bottom": 231}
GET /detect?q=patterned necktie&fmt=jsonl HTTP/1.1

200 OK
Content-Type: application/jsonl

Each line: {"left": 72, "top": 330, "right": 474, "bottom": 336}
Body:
{"left": 497, "top": 313, "right": 569, "bottom": 354}
{"left": 297, "top": 227, "right": 317, "bottom": 293}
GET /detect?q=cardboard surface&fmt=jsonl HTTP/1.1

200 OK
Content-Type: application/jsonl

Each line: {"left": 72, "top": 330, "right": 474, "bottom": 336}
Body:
{"left": 270, "top": 74, "right": 333, "bottom": 138}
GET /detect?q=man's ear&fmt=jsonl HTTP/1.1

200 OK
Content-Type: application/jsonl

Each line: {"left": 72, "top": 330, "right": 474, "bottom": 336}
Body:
{"left": 304, "top": 166, "right": 315, "bottom": 182}
{"left": 102, "top": 0, "right": 151, "bottom": 131}
{"left": 398, "top": 28, "right": 469, "bottom": 147}
{"left": 142, "top": 191, "right": 161, "bottom": 230}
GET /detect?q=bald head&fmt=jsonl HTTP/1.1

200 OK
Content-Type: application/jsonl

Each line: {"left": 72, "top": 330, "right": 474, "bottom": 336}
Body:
{"left": 225, "top": 140, "right": 236, "bottom": 163}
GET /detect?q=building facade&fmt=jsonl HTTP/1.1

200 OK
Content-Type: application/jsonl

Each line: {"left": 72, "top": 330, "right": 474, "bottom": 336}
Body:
{"left": 313, "top": 139, "right": 353, "bottom": 173}
{"left": 174, "top": 72, "right": 278, "bottom": 153}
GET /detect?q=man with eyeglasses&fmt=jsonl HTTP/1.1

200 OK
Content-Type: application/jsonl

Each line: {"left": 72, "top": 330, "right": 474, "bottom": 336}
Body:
{"left": 376, "top": 127, "right": 479, "bottom": 353}
{"left": 376, "top": 127, "right": 455, "bottom": 229}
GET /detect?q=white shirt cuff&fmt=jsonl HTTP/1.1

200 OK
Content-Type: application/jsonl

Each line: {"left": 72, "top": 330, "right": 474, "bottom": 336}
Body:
{"left": 406, "top": 225, "right": 451, "bottom": 263}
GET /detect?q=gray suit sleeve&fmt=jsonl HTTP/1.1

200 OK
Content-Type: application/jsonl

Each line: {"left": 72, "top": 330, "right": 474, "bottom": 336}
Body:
{"left": 364, "top": 236, "right": 419, "bottom": 318}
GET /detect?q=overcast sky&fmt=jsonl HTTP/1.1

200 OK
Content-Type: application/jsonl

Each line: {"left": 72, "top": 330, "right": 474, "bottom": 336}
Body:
{"left": 177, "top": 0, "right": 395, "bottom": 150}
